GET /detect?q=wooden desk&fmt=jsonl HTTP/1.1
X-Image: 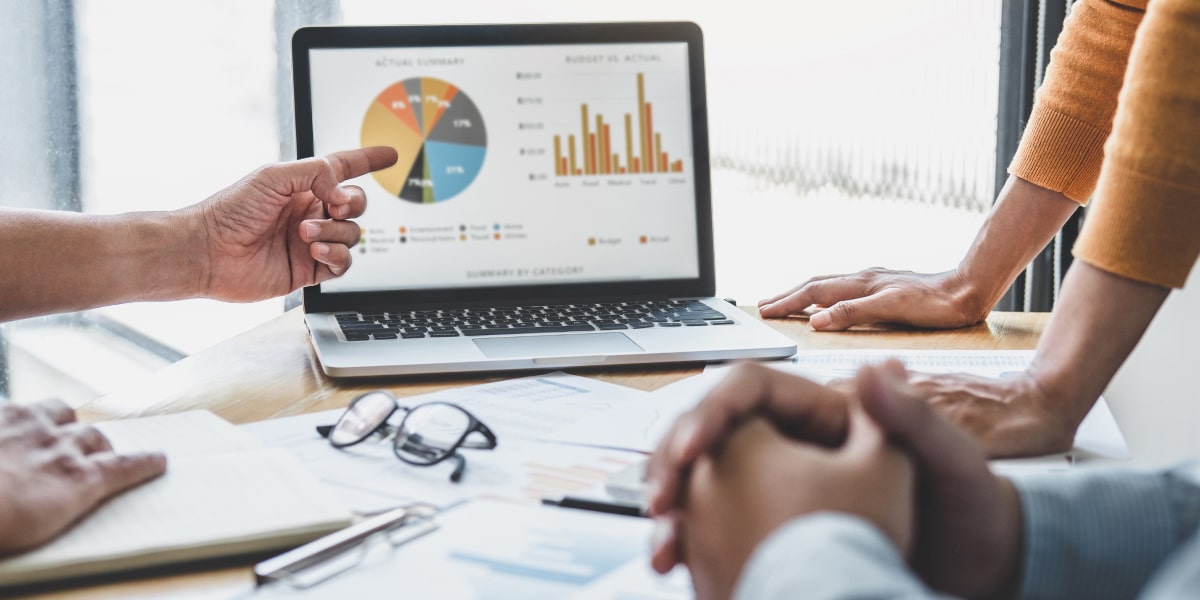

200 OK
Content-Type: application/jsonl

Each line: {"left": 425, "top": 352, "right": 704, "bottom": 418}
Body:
{"left": 45, "top": 309, "right": 1046, "bottom": 600}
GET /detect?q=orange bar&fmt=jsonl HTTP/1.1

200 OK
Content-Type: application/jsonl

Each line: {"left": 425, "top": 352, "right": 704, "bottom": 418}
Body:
{"left": 581, "top": 104, "right": 591, "bottom": 175}
{"left": 588, "top": 133, "right": 597, "bottom": 174}
{"left": 561, "top": 157, "right": 569, "bottom": 174}
{"left": 644, "top": 102, "right": 655, "bottom": 173}
{"left": 658, "top": 132, "right": 666, "bottom": 171}
{"left": 568, "top": 134, "right": 578, "bottom": 176}
{"left": 596, "top": 115, "right": 604, "bottom": 174}
{"left": 632, "top": 157, "right": 640, "bottom": 173}
{"left": 619, "top": 167, "right": 626, "bottom": 174}
{"left": 637, "top": 73, "right": 648, "bottom": 174}
{"left": 624, "top": 113, "right": 634, "bottom": 175}
{"left": 553, "top": 135, "right": 563, "bottom": 176}
{"left": 672, "top": 159, "right": 683, "bottom": 172}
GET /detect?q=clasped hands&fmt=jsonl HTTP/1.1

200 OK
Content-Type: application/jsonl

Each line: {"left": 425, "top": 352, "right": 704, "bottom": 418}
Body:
{"left": 646, "top": 362, "right": 1024, "bottom": 600}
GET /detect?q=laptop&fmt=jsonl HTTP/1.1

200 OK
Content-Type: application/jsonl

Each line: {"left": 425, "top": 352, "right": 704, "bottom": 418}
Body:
{"left": 292, "top": 22, "right": 797, "bottom": 377}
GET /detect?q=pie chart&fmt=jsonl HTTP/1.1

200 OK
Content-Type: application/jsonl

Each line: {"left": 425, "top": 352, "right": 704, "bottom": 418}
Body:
{"left": 361, "top": 77, "right": 487, "bottom": 204}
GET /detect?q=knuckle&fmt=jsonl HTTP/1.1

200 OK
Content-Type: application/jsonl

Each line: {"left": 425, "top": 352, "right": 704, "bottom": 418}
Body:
{"left": 78, "top": 426, "right": 111, "bottom": 451}
{"left": 325, "top": 154, "right": 352, "bottom": 180}
{"left": 2, "top": 404, "right": 34, "bottom": 424}
{"left": 728, "top": 361, "right": 764, "bottom": 379}
{"left": 255, "top": 162, "right": 286, "bottom": 182}
{"left": 830, "top": 301, "right": 859, "bottom": 323}
{"left": 51, "top": 452, "right": 93, "bottom": 481}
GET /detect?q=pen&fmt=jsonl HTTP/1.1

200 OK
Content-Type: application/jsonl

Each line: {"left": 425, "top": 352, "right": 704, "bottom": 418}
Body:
{"left": 541, "top": 496, "right": 648, "bottom": 518}
{"left": 253, "top": 504, "right": 438, "bottom": 586}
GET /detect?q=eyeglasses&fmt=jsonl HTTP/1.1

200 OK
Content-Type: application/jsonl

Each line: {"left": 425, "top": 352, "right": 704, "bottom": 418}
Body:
{"left": 317, "top": 390, "right": 498, "bottom": 482}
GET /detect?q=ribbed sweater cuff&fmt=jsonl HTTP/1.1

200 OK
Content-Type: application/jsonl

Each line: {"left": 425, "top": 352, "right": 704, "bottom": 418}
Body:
{"left": 1074, "top": 162, "right": 1200, "bottom": 288}
{"left": 1009, "top": 104, "right": 1111, "bottom": 203}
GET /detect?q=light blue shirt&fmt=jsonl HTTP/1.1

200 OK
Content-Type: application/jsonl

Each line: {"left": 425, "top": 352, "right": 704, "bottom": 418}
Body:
{"left": 733, "top": 462, "right": 1200, "bottom": 600}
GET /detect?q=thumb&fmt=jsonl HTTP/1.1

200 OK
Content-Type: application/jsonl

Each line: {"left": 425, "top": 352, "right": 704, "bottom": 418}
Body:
{"left": 841, "top": 402, "right": 888, "bottom": 458}
{"left": 857, "top": 361, "right": 987, "bottom": 479}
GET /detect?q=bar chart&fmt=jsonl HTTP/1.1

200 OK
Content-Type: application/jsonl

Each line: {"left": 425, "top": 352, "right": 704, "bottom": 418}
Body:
{"left": 552, "top": 73, "right": 684, "bottom": 177}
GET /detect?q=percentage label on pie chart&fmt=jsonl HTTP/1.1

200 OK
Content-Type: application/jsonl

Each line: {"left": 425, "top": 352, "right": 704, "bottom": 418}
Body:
{"left": 361, "top": 77, "right": 487, "bottom": 204}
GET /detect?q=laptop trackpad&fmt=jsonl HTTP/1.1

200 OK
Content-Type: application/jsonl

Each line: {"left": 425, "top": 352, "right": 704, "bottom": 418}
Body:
{"left": 473, "top": 332, "right": 642, "bottom": 359}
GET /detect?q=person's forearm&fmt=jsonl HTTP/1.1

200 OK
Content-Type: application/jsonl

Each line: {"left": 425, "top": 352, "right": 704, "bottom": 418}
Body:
{"left": 0, "top": 208, "right": 205, "bottom": 322}
{"left": 735, "top": 513, "right": 940, "bottom": 600}
{"left": 1010, "top": 461, "right": 1200, "bottom": 600}
{"left": 954, "top": 176, "right": 1081, "bottom": 318}
{"left": 1025, "top": 260, "right": 1170, "bottom": 430}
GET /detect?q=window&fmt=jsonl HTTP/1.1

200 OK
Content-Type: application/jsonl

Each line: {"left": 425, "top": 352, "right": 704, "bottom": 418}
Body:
{"left": 339, "top": 0, "right": 999, "bottom": 302}
{"left": 2, "top": 1, "right": 296, "bottom": 405}
{"left": 2, "top": 0, "right": 1003, "bottom": 404}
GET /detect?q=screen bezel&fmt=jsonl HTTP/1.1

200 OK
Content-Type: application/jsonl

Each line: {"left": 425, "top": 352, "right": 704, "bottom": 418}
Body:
{"left": 293, "top": 22, "right": 714, "bottom": 313}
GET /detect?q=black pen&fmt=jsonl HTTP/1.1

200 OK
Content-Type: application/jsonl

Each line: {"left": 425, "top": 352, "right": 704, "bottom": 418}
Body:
{"left": 541, "top": 495, "right": 648, "bottom": 518}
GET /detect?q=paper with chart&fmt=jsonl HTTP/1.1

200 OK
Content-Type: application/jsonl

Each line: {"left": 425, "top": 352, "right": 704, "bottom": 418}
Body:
{"left": 541, "top": 370, "right": 728, "bottom": 454}
{"left": 544, "top": 350, "right": 1128, "bottom": 464}
{"left": 253, "top": 500, "right": 689, "bottom": 600}
{"left": 777, "top": 350, "right": 1128, "bottom": 461}
{"left": 240, "top": 373, "right": 651, "bottom": 511}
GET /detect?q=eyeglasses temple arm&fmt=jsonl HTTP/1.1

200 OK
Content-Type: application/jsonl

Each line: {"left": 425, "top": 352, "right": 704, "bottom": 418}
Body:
{"left": 460, "top": 421, "right": 498, "bottom": 449}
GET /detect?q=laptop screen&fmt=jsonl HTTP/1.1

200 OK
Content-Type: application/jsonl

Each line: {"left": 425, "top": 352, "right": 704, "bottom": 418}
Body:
{"left": 304, "top": 39, "right": 701, "bottom": 295}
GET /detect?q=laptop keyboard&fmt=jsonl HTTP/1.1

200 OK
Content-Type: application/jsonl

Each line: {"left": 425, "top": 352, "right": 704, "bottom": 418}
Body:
{"left": 334, "top": 300, "right": 735, "bottom": 341}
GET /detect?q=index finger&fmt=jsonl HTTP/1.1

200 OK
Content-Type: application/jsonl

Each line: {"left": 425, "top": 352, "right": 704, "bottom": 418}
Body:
{"left": 32, "top": 398, "right": 76, "bottom": 426}
{"left": 90, "top": 452, "right": 168, "bottom": 502}
{"left": 759, "top": 276, "right": 873, "bottom": 318}
{"left": 307, "top": 146, "right": 399, "bottom": 206}
{"left": 645, "top": 363, "right": 850, "bottom": 516}
{"left": 757, "top": 273, "right": 841, "bottom": 307}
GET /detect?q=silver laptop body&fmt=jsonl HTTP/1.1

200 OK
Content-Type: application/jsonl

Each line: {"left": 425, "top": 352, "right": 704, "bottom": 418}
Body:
{"left": 293, "top": 22, "right": 796, "bottom": 377}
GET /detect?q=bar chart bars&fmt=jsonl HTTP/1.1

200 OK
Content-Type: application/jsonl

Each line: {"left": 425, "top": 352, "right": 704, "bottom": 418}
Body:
{"left": 552, "top": 73, "right": 684, "bottom": 177}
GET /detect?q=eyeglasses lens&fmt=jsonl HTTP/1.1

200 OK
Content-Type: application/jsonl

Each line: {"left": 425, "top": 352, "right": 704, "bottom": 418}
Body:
{"left": 394, "top": 404, "right": 471, "bottom": 465}
{"left": 329, "top": 392, "right": 395, "bottom": 447}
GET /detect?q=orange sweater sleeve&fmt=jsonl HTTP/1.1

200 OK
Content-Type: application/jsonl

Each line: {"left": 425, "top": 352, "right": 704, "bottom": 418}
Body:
{"left": 1008, "top": 0, "right": 1145, "bottom": 202}
{"left": 1073, "top": 0, "right": 1200, "bottom": 288}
